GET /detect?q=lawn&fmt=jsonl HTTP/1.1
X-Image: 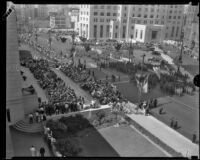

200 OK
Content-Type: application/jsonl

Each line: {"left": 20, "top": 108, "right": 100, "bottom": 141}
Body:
{"left": 98, "top": 125, "right": 167, "bottom": 157}
{"left": 116, "top": 82, "right": 168, "bottom": 103}
{"left": 150, "top": 96, "right": 199, "bottom": 141}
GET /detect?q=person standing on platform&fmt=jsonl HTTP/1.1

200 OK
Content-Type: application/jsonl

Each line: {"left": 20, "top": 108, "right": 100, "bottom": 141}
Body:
{"left": 40, "top": 147, "right": 45, "bottom": 157}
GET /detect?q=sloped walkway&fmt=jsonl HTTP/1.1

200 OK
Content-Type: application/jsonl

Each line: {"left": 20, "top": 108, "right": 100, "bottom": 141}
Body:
{"left": 126, "top": 108, "right": 199, "bottom": 157}
{"left": 21, "top": 66, "right": 48, "bottom": 103}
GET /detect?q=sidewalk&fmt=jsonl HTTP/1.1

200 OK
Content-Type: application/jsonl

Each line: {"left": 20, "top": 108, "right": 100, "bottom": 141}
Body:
{"left": 21, "top": 66, "right": 48, "bottom": 103}
{"left": 126, "top": 108, "right": 199, "bottom": 157}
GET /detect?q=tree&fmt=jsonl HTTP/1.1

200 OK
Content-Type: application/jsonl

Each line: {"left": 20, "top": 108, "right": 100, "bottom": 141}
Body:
{"left": 96, "top": 110, "right": 106, "bottom": 125}
{"left": 84, "top": 44, "right": 91, "bottom": 52}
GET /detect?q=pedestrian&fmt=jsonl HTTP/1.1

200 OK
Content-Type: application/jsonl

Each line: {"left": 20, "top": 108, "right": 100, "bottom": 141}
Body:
{"left": 29, "top": 114, "right": 33, "bottom": 124}
{"left": 30, "top": 145, "right": 36, "bottom": 157}
{"left": 159, "top": 108, "right": 163, "bottom": 114}
{"left": 154, "top": 99, "right": 157, "bottom": 108}
{"left": 92, "top": 71, "right": 95, "bottom": 77}
{"left": 174, "top": 120, "right": 178, "bottom": 129}
{"left": 40, "top": 147, "right": 45, "bottom": 157}
{"left": 170, "top": 118, "right": 174, "bottom": 128}
{"left": 192, "top": 132, "right": 196, "bottom": 143}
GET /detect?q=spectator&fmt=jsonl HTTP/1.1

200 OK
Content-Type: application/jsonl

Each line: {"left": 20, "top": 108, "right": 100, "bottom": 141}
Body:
{"left": 30, "top": 146, "right": 36, "bottom": 157}
{"left": 39, "top": 147, "right": 45, "bottom": 157}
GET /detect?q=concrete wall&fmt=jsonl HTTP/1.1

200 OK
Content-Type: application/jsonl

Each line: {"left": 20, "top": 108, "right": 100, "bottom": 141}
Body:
{"left": 22, "top": 94, "right": 39, "bottom": 115}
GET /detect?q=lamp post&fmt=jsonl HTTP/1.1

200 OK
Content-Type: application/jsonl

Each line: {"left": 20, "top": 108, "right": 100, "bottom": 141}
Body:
{"left": 129, "top": 37, "right": 133, "bottom": 63}
{"left": 177, "top": 14, "right": 186, "bottom": 73}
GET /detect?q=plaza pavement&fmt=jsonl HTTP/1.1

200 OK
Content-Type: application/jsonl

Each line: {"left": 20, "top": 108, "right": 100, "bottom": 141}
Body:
{"left": 126, "top": 102, "right": 199, "bottom": 157}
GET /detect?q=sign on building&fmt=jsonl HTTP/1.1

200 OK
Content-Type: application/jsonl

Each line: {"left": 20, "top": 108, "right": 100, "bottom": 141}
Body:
{"left": 50, "top": 16, "right": 55, "bottom": 28}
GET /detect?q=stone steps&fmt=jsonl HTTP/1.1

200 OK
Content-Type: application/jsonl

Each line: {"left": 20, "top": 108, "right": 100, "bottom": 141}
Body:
{"left": 13, "top": 119, "right": 44, "bottom": 133}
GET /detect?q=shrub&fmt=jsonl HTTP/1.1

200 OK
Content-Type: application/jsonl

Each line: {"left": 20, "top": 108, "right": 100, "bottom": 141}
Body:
{"left": 54, "top": 138, "right": 82, "bottom": 157}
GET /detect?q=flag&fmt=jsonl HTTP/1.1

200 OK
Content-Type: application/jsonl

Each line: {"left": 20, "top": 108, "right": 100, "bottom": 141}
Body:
{"left": 153, "top": 67, "right": 161, "bottom": 79}
{"left": 135, "top": 74, "right": 148, "bottom": 93}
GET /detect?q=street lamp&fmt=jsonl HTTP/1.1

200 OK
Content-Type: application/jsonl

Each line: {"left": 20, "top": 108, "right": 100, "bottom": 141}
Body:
{"left": 177, "top": 14, "right": 186, "bottom": 73}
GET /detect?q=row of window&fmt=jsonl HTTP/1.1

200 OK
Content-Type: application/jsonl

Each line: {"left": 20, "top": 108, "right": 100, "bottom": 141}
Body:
{"left": 131, "top": 19, "right": 165, "bottom": 25}
{"left": 80, "top": 11, "right": 89, "bottom": 15}
{"left": 80, "top": 17, "right": 89, "bottom": 21}
{"left": 168, "top": 15, "right": 181, "bottom": 19}
{"left": 93, "top": 5, "right": 119, "bottom": 10}
{"left": 94, "top": 12, "right": 118, "bottom": 16}
{"left": 93, "top": 24, "right": 110, "bottom": 38}
{"left": 93, "top": 18, "right": 116, "bottom": 23}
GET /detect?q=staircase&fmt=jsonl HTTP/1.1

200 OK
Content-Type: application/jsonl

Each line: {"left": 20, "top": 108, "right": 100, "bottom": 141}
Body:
{"left": 12, "top": 117, "right": 44, "bottom": 133}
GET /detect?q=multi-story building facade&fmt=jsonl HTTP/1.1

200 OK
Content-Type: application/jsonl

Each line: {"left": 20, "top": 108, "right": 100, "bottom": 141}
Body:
{"left": 70, "top": 8, "right": 80, "bottom": 31}
{"left": 38, "top": 5, "right": 48, "bottom": 18}
{"left": 79, "top": 5, "right": 185, "bottom": 43}
{"left": 50, "top": 13, "right": 71, "bottom": 29}
{"left": 184, "top": 4, "right": 199, "bottom": 57}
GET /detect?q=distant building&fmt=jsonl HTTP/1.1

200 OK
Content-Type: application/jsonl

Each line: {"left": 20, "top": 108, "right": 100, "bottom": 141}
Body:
{"left": 79, "top": 5, "right": 185, "bottom": 43}
{"left": 50, "top": 13, "right": 71, "bottom": 29}
{"left": 38, "top": 5, "right": 48, "bottom": 18}
{"left": 184, "top": 3, "right": 199, "bottom": 57}
{"left": 70, "top": 8, "right": 79, "bottom": 31}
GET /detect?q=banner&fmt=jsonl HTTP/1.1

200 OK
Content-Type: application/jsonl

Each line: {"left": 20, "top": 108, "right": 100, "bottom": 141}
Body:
{"left": 153, "top": 67, "right": 160, "bottom": 79}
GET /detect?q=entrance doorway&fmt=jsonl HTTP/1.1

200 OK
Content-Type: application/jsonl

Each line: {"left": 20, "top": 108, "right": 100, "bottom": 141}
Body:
{"left": 7, "top": 108, "right": 11, "bottom": 122}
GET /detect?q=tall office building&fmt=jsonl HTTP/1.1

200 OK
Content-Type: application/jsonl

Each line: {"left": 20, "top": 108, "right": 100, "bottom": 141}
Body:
{"left": 79, "top": 5, "right": 185, "bottom": 43}
{"left": 38, "top": 5, "right": 48, "bottom": 18}
{"left": 184, "top": 4, "right": 199, "bottom": 57}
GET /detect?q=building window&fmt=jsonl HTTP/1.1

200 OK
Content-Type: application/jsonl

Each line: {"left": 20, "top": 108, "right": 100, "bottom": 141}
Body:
{"left": 106, "top": 19, "right": 110, "bottom": 22}
{"left": 156, "top": 15, "right": 159, "bottom": 18}
{"left": 161, "top": 21, "right": 164, "bottom": 24}
{"left": 150, "top": 20, "right": 153, "bottom": 24}
{"left": 115, "top": 32, "right": 117, "bottom": 38}
{"left": 178, "top": 16, "right": 180, "bottom": 19}
{"left": 106, "top": 25, "right": 110, "bottom": 37}
{"left": 101, "top": 5, "right": 104, "bottom": 9}
{"left": 152, "top": 30, "right": 157, "bottom": 39}
{"left": 144, "top": 15, "right": 147, "bottom": 18}
{"left": 100, "top": 12, "right": 104, "bottom": 16}
{"left": 138, "top": 8, "right": 141, "bottom": 11}
{"left": 140, "top": 30, "right": 143, "bottom": 39}
{"left": 131, "top": 35, "right": 133, "bottom": 39}
{"left": 131, "top": 19, "right": 135, "bottom": 23}
{"left": 137, "top": 20, "right": 141, "bottom": 24}
{"left": 113, "top": 6, "right": 117, "bottom": 10}
{"left": 122, "top": 26, "right": 126, "bottom": 38}
{"left": 165, "top": 33, "right": 168, "bottom": 38}
{"left": 155, "top": 21, "right": 158, "bottom": 24}
{"left": 94, "top": 5, "right": 98, "bottom": 9}
{"left": 132, "top": 7, "right": 135, "bottom": 11}
{"left": 145, "top": 8, "right": 148, "bottom": 11}
{"left": 124, "top": 13, "right": 126, "bottom": 17}
{"left": 150, "top": 15, "right": 153, "bottom": 18}
{"left": 94, "top": 12, "right": 98, "bottom": 16}
{"left": 176, "top": 26, "right": 179, "bottom": 37}
{"left": 94, "top": 25, "right": 97, "bottom": 38}
{"left": 169, "top": 10, "right": 172, "bottom": 14}
{"left": 100, "top": 25, "right": 103, "bottom": 38}
{"left": 173, "top": 16, "right": 176, "bottom": 19}
{"left": 136, "top": 29, "right": 138, "bottom": 38}
{"left": 138, "top": 14, "right": 141, "bottom": 17}
{"left": 169, "top": 16, "right": 171, "bottom": 19}
{"left": 125, "top": 6, "right": 127, "bottom": 10}
{"left": 132, "top": 14, "right": 135, "bottom": 17}
{"left": 162, "top": 16, "right": 165, "bottom": 19}
{"left": 151, "top": 8, "right": 154, "bottom": 12}
{"left": 113, "top": 13, "right": 117, "bottom": 16}
{"left": 131, "top": 26, "right": 134, "bottom": 30}
{"left": 171, "top": 26, "right": 174, "bottom": 37}
{"left": 123, "top": 19, "right": 127, "bottom": 23}
{"left": 100, "top": 19, "right": 104, "bottom": 22}
{"left": 144, "top": 20, "right": 147, "bottom": 24}
{"left": 107, "top": 12, "right": 110, "bottom": 16}
{"left": 116, "top": 26, "right": 118, "bottom": 29}
{"left": 107, "top": 5, "right": 111, "bottom": 9}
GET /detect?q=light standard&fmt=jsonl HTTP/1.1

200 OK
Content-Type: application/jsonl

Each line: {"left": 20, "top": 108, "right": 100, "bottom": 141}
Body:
{"left": 177, "top": 14, "right": 186, "bottom": 73}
